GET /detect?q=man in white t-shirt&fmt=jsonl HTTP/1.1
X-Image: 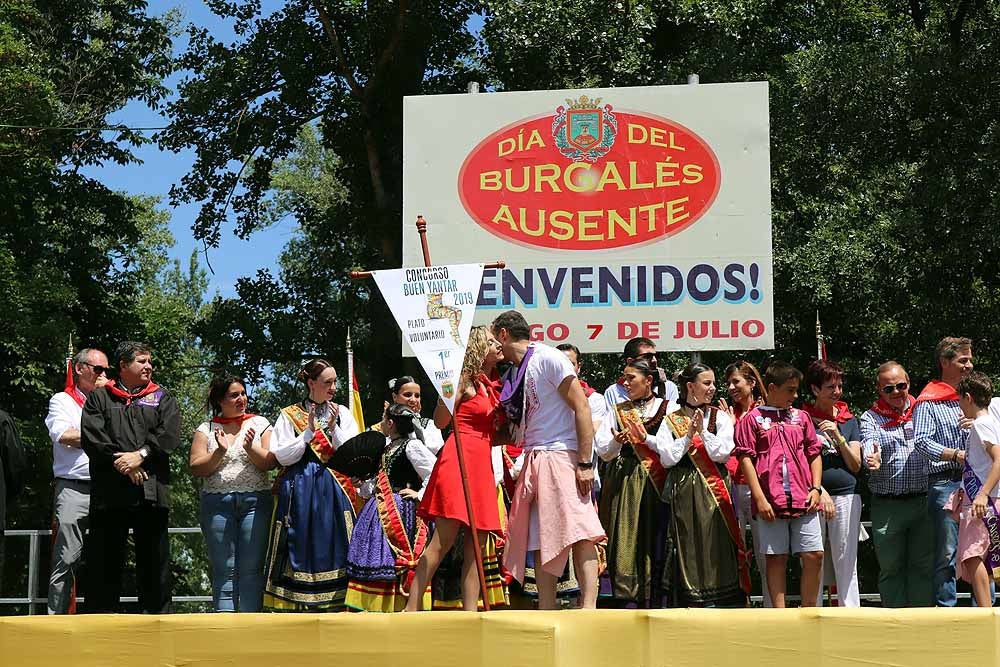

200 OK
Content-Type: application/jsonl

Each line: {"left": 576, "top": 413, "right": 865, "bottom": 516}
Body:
{"left": 603, "top": 337, "right": 679, "bottom": 413}
{"left": 44, "top": 347, "right": 109, "bottom": 614}
{"left": 493, "top": 311, "right": 606, "bottom": 609}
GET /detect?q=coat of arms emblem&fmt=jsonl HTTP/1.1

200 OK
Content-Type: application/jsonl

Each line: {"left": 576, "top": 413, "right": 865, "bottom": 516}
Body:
{"left": 552, "top": 95, "right": 617, "bottom": 163}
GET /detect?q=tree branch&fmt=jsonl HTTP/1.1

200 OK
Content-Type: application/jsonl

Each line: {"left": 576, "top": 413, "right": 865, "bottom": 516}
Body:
{"left": 311, "top": 0, "right": 363, "bottom": 96}
{"left": 220, "top": 145, "right": 261, "bottom": 225}
{"left": 371, "top": 0, "right": 410, "bottom": 85}
{"left": 948, "top": 0, "right": 974, "bottom": 57}
{"left": 909, "top": 0, "right": 926, "bottom": 30}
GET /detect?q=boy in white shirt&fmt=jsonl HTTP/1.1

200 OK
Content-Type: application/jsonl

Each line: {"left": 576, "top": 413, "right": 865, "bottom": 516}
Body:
{"left": 955, "top": 372, "right": 1000, "bottom": 607}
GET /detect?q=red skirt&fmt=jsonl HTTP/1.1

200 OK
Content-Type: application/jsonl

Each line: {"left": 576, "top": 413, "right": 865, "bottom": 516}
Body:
{"left": 418, "top": 390, "right": 502, "bottom": 532}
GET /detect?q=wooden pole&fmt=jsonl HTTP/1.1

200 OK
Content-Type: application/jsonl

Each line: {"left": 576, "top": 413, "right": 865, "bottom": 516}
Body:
{"left": 449, "top": 392, "right": 491, "bottom": 610}
{"left": 416, "top": 215, "right": 432, "bottom": 267}
{"left": 350, "top": 260, "right": 505, "bottom": 280}
{"left": 415, "top": 216, "right": 490, "bottom": 610}
{"left": 350, "top": 215, "right": 497, "bottom": 610}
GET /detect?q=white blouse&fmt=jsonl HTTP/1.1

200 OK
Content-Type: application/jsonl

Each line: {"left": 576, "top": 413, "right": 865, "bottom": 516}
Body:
{"left": 197, "top": 415, "right": 273, "bottom": 494}
{"left": 657, "top": 407, "right": 735, "bottom": 467}
{"left": 595, "top": 397, "right": 677, "bottom": 463}
{"left": 594, "top": 399, "right": 734, "bottom": 467}
{"left": 270, "top": 402, "right": 360, "bottom": 467}
{"left": 414, "top": 418, "right": 445, "bottom": 455}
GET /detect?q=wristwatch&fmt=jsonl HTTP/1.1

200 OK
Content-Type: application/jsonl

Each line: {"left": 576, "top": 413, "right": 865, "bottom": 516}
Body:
{"left": 576, "top": 460, "right": 594, "bottom": 470}
{"left": 808, "top": 486, "right": 822, "bottom": 495}
{"left": 138, "top": 447, "right": 149, "bottom": 459}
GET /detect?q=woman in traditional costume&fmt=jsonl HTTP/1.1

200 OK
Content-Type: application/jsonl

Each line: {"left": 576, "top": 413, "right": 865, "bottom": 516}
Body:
{"left": 345, "top": 404, "right": 438, "bottom": 611}
{"left": 406, "top": 326, "right": 508, "bottom": 611}
{"left": 594, "top": 359, "right": 673, "bottom": 607}
{"left": 379, "top": 376, "right": 445, "bottom": 455}
{"left": 659, "top": 363, "right": 750, "bottom": 607}
{"left": 263, "top": 358, "right": 360, "bottom": 611}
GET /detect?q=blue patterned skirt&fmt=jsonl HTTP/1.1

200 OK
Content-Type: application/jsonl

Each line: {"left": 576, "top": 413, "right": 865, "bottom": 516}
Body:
{"left": 264, "top": 458, "right": 355, "bottom": 610}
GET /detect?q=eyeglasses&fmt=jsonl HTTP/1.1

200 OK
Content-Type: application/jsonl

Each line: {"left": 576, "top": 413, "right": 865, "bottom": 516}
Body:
{"left": 881, "top": 382, "right": 908, "bottom": 395}
{"left": 81, "top": 362, "right": 110, "bottom": 376}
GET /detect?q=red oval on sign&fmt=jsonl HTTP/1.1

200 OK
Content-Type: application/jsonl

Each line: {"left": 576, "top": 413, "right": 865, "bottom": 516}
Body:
{"left": 457, "top": 105, "right": 721, "bottom": 251}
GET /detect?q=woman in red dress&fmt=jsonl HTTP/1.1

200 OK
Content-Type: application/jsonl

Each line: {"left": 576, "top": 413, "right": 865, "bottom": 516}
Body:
{"left": 406, "top": 326, "right": 505, "bottom": 610}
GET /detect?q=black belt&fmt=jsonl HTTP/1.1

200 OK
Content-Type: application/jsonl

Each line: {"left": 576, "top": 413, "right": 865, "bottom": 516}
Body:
{"left": 928, "top": 469, "right": 963, "bottom": 482}
{"left": 873, "top": 491, "right": 926, "bottom": 500}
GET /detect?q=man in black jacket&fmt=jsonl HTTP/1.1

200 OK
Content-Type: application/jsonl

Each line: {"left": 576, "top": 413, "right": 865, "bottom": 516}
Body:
{"left": 0, "top": 408, "right": 26, "bottom": 592}
{"left": 81, "top": 341, "right": 180, "bottom": 613}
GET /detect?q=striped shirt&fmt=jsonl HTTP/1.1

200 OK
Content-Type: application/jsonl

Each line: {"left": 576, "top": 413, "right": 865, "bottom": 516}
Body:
{"left": 913, "top": 399, "right": 968, "bottom": 475}
{"left": 860, "top": 406, "right": 928, "bottom": 496}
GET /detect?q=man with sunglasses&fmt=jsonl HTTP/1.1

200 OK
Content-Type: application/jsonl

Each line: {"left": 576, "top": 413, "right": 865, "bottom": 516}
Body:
{"left": 602, "top": 337, "right": 679, "bottom": 413}
{"left": 43, "top": 347, "right": 109, "bottom": 614}
{"left": 913, "top": 337, "right": 974, "bottom": 607}
{"left": 860, "top": 361, "right": 933, "bottom": 607}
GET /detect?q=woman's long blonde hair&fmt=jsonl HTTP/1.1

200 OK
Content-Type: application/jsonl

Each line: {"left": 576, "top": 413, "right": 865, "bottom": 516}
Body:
{"left": 460, "top": 326, "right": 491, "bottom": 389}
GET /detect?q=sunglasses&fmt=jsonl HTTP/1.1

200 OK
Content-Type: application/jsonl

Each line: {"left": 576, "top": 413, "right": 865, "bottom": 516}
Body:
{"left": 881, "top": 382, "right": 908, "bottom": 395}
{"left": 80, "top": 362, "right": 110, "bottom": 376}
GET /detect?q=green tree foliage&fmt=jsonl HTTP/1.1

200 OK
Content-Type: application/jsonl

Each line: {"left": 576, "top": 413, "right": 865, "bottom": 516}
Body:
{"left": 0, "top": 2, "right": 215, "bottom": 609}
{"left": 165, "top": 1, "right": 1000, "bottom": 606}
{"left": 481, "top": 0, "right": 1000, "bottom": 398}
{"left": 479, "top": 0, "right": 1000, "bottom": 603}
{"left": 160, "top": 0, "right": 485, "bottom": 394}
{"left": 0, "top": 0, "right": 173, "bottom": 412}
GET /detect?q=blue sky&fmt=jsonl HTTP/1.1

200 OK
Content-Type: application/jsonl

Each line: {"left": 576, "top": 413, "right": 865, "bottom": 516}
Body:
{"left": 85, "top": 2, "right": 484, "bottom": 299}
{"left": 84, "top": 1, "right": 293, "bottom": 299}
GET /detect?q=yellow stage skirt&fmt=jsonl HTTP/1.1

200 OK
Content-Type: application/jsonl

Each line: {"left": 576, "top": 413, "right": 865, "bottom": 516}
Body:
{"left": 2, "top": 609, "right": 999, "bottom": 666}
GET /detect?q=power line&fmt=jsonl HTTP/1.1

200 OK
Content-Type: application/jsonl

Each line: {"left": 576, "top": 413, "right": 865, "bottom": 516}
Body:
{"left": 0, "top": 123, "right": 168, "bottom": 132}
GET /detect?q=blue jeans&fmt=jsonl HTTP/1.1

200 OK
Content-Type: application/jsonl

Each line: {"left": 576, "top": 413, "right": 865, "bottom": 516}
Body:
{"left": 200, "top": 490, "right": 273, "bottom": 612}
{"left": 928, "top": 477, "right": 959, "bottom": 607}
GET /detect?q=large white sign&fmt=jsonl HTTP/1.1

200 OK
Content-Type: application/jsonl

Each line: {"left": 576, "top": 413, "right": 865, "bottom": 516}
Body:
{"left": 372, "top": 263, "right": 485, "bottom": 413}
{"left": 403, "top": 82, "right": 772, "bottom": 352}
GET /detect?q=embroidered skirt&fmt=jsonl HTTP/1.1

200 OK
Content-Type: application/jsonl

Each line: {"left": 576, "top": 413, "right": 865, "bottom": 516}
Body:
{"left": 263, "top": 459, "right": 355, "bottom": 611}
{"left": 598, "top": 446, "right": 668, "bottom": 606}
{"left": 345, "top": 494, "right": 434, "bottom": 612}
{"left": 661, "top": 458, "right": 745, "bottom": 607}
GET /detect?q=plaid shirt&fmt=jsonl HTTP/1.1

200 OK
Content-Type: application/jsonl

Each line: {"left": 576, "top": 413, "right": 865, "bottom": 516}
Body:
{"left": 913, "top": 399, "right": 968, "bottom": 475}
{"left": 860, "top": 406, "right": 929, "bottom": 496}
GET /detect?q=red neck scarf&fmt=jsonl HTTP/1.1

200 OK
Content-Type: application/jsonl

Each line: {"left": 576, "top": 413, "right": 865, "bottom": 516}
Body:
{"left": 105, "top": 379, "right": 161, "bottom": 405}
{"left": 579, "top": 379, "right": 596, "bottom": 398}
{"left": 67, "top": 387, "right": 86, "bottom": 408}
{"left": 869, "top": 395, "right": 917, "bottom": 429}
{"left": 916, "top": 379, "right": 960, "bottom": 404}
{"left": 801, "top": 401, "right": 854, "bottom": 424}
{"left": 211, "top": 413, "right": 257, "bottom": 425}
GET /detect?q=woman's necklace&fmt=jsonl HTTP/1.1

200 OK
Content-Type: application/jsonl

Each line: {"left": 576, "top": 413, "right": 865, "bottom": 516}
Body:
{"left": 632, "top": 394, "right": 657, "bottom": 419}
{"left": 633, "top": 393, "right": 655, "bottom": 407}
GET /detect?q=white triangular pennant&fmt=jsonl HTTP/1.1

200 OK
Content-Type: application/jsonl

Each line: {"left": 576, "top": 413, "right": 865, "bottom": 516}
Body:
{"left": 372, "top": 263, "right": 485, "bottom": 414}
